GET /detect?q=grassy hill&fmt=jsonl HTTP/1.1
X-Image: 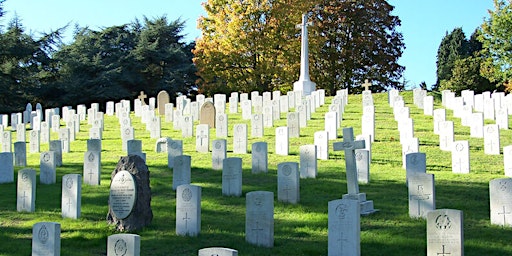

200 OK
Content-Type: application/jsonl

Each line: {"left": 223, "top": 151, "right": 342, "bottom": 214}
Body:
{"left": 1, "top": 91, "right": 512, "bottom": 255}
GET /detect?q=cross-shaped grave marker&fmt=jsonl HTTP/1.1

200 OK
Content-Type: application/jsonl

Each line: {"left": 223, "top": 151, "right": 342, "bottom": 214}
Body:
{"left": 333, "top": 127, "right": 365, "bottom": 194}
{"left": 362, "top": 79, "right": 372, "bottom": 91}
{"left": 138, "top": 91, "right": 147, "bottom": 105}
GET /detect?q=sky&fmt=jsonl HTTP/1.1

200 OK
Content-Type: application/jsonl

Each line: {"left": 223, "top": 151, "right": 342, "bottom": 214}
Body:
{"left": 1, "top": 0, "right": 496, "bottom": 90}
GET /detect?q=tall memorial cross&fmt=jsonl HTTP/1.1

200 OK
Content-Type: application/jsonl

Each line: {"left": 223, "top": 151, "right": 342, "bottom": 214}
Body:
{"left": 362, "top": 79, "right": 372, "bottom": 91}
{"left": 293, "top": 13, "right": 316, "bottom": 96}
{"left": 333, "top": 127, "right": 366, "bottom": 194}
{"left": 138, "top": 91, "right": 147, "bottom": 105}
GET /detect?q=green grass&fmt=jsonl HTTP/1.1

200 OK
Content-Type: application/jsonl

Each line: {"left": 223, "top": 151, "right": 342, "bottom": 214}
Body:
{"left": 1, "top": 91, "right": 512, "bottom": 255}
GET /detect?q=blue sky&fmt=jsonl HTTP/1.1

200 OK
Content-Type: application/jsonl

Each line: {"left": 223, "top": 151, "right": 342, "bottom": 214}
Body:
{"left": 1, "top": 0, "right": 495, "bottom": 90}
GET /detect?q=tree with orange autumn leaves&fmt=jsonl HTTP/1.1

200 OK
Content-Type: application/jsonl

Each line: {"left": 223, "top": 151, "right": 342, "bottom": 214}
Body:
{"left": 193, "top": 0, "right": 405, "bottom": 96}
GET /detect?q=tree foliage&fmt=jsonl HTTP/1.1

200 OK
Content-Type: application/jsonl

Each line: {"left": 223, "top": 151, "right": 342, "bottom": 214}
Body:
{"left": 194, "top": 0, "right": 405, "bottom": 96}
{"left": 436, "top": 28, "right": 494, "bottom": 94}
{"left": 0, "top": 13, "right": 197, "bottom": 112}
{"left": 311, "top": 0, "right": 405, "bottom": 94}
{"left": 479, "top": 0, "right": 512, "bottom": 92}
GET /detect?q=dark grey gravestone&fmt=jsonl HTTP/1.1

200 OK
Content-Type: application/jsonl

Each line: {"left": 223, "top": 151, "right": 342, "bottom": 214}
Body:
{"left": 107, "top": 155, "right": 153, "bottom": 232}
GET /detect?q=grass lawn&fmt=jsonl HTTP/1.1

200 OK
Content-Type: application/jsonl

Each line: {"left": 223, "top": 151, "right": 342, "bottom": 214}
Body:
{"left": 1, "top": 91, "right": 512, "bottom": 255}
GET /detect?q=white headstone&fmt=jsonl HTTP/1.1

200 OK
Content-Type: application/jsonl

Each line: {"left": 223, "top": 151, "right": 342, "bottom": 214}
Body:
{"left": 484, "top": 124, "right": 500, "bottom": 155}
{"left": 83, "top": 151, "right": 101, "bottom": 185}
{"left": 0, "top": 153, "right": 14, "bottom": 183}
{"left": 299, "top": 145, "right": 317, "bottom": 178}
{"left": 107, "top": 234, "right": 140, "bottom": 256}
{"left": 277, "top": 162, "right": 300, "bottom": 204}
{"left": 222, "top": 157, "right": 242, "bottom": 197}
{"left": 212, "top": 139, "right": 227, "bottom": 170}
{"left": 32, "top": 222, "right": 61, "bottom": 256}
{"left": 40, "top": 151, "right": 56, "bottom": 184}
{"left": 173, "top": 155, "right": 191, "bottom": 190}
{"left": 61, "top": 174, "right": 81, "bottom": 219}
{"left": 245, "top": 191, "right": 274, "bottom": 247}
{"left": 176, "top": 184, "right": 201, "bottom": 236}
{"left": 328, "top": 198, "right": 360, "bottom": 256}
{"left": 408, "top": 173, "right": 435, "bottom": 219}
{"left": 275, "top": 126, "right": 289, "bottom": 156}
{"left": 426, "top": 209, "right": 464, "bottom": 256}
{"left": 252, "top": 142, "right": 268, "bottom": 174}
{"left": 17, "top": 168, "right": 36, "bottom": 212}
{"left": 233, "top": 124, "right": 248, "bottom": 154}
{"left": 452, "top": 140, "right": 470, "bottom": 174}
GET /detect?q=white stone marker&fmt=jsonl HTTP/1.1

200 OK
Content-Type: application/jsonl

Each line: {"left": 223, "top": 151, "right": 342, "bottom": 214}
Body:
{"left": 61, "top": 174, "right": 81, "bottom": 219}
{"left": 452, "top": 140, "right": 470, "bottom": 174}
{"left": 490, "top": 178, "right": 512, "bottom": 227}
{"left": 195, "top": 124, "right": 210, "bottom": 153}
{"left": 426, "top": 209, "right": 463, "bottom": 256}
{"left": 245, "top": 191, "right": 274, "bottom": 248}
{"left": 198, "top": 247, "right": 238, "bottom": 256}
{"left": 328, "top": 198, "right": 360, "bottom": 256}
{"left": 233, "top": 124, "right": 248, "bottom": 154}
{"left": 405, "top": 152, "right": 426, "bottom": 184}
{"left": 17, "top": 168, "right": 36, "bottom": 212}
{"left": 49, "top": 140, "right": 62, "bottom": 167}
{"left": 275, "top": 126, "right": 289, "bottom": 155}
{"left": 251, "top": 113, "right": 264, "bottom": 138}
{"left": 439, "top": 121, "right": 454, "bottom": 151}
{"left": 83, "top": 151, "right": 101, "bottom": 185}
{"left": 484, "top": 124, "right": 500, "bottom": 155}
{"left": 0, "top": 152, "right": 13, "bottom": 183}
{"left": 212, "top": 139, "right": 227, "bottom": 170}
{"left": 277, "top": 162, "right": 300, "bottom": 204}
{"left": 173, "top": 155, "right": 191, "bottom": 190}
{"left": 504, "top": 145, "right": 512, "bottom": 177}
{"left": 40, "top": 151, "right": 56, "bottom": 184}
{"left": 29, "top": 130, "right": 40, "bottom": 153}
{"left": 167, "top": 140, "right": 183, "bottom": 169}
{"left": 107, "top": 234, "right": 140, "bottom": 256}
{"left": 300, "top": 144, "right": 317, "bottom": 178}
{"left": 252, "top": 142, "right": 268, "bottom": 174}
{"left": 176, "top": 184, "right": 201, "bottom": 236}
{"left": 314, "top": 131, "right": 329, "bottom": 160}
{"left": 333, "top": 127, "right": 365, "bottom": 194}
{"left": 222, "top": 157, "right": 242, "bottom": 197}
{"left": 32, "top": 222, "right": 61, "bottom": 256}
{"left": 355, "top": 149, "right": 369, "bottom": 184}
{"left": 325, "top": 111, "right": 338, "bottom": 140}
{"left": 408, "top": 173, "right": 435, "bottom": 219}
{"left": 1, "top": 130, "right": 12, "bottom": 152}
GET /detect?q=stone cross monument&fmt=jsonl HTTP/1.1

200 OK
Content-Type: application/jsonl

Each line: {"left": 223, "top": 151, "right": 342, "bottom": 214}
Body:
{"left": 293, "top": 13, "right": 316, "bottom": 96}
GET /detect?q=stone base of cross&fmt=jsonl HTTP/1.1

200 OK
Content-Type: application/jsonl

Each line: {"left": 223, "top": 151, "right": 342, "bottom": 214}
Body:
{"left": 293, "top": 80, "right": 316, "bottom": 96}
{"left": 333, "top": 127, "right": 378, "bottom": 215}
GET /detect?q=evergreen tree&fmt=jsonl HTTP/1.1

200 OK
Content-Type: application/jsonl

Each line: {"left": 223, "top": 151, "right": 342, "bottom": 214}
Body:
{"left": 435, "top": 28, "right": 467, "bottom": 90}
{"left": 479, "top": 0, "right": 512, "bottom": 91}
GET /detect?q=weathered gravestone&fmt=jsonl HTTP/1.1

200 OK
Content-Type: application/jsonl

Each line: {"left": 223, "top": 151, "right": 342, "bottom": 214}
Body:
{"left": 173, "top": 155, "right": 191, "bottom": 190}
{"left": 328, "top": 198, "right": 360, "bottom": 256}
{"left": 314, "top": 130, "right": 329, "bottom": 160}
{"left": 505, "top": 145, "right": 512, "bottom": 177}
{"left": 49, "top": 140, "right": 62, "bottom": 167}
{"left": 355, "top": 149, "right": 369, "bottom": 184}
{"left": 405, "top": 152, "right": 426, "bottom": 185}
{"left": 0, "top": 152, "right": 14, "bottom": 183}
{"left": 14, "top": 141, "right": 27, "bottom": 167}
{"left": 198, "top": 247, "right": 238, "bottom": 256}
{"left": 107, "top": 234, "right": 140, "bottom": 256}
{"left": 61, "top": 174, "right": 81, "bottom": 219}
{"left": 17, "top": 168, "right": 36, "bottom": 212}
{"left": 107, "top": 155, "right": 153, "bottom": 232}
{"left": 196, "top": 124, "right": 210, "bottom": 153}
{"left": 426, "top": 209, "right": 463, "bottom": 256}
{"left": 2, "top": 130, "right": 12, "bottom": 152}
{"left": 40, "top": 151, "right": 56, "bottom": 184}
{"left": 275, "top": 126, "right": 289, "bottom": 155}
{"left": 157, "top": 90, "right": 170, "bottom": 115}
{"left": 252, "top": 142, "right": 268, "bottom": 174}
{"left": 83, "top": 151, "right": 101, "bottom": 185}
{"left": 212, "top": 139, "right": 227, "bottom": 170}
{"left": 452, "top": 140, "right": 470, "bottom": 174}
{"left": 29, "top": 130, "right": 40, "bottom": 153}
{"left": 216, "top": 113, "right": 228, "bottom": 138}
{"left": 233, "top": 124, "right": 248, "bottom": 154}
{"left": 277, "top": 162, "right": 300, "bottom": 204}
{"left": 484, "top": 124, "right": 500, "bottom": 155}
{"left": 200, "top": 101, "right": 216, "bottom": 128}
{"left": 300, "top": 144, "right": 317, "bottom": 178}
{"left": 408, "top": 173, "right": 435, "bottom": 219}
{"left": 489, "top": 178, "right": 512, "bottom": 227}
{"left": 32, "top": 222, "right": 60, "bottom": 256}
{"left": 167, "top": 140, "right": 183, "bottom": 168}
{"left": 245, "top": 191, "right": 274, "bottom": 248}
{"left": 251, "top": 114, "right": 264, "bottom": 138}
{"left": 176, "top": 184, "right": 201, "bottom": 236}
{"left": 222, "top": 157, "right": 242, "bottom": 197}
